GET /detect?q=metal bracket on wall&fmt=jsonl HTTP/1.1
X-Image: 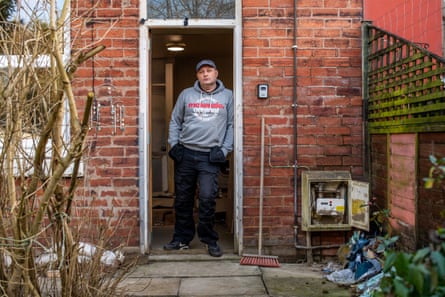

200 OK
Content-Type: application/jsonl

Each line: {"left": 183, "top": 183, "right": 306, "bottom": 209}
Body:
{"left": 112, "top": 103, "right": 125, "bottom": 134}
{"left": 265, "top": 120, "right": 295, "bottom": 169}
{"left": 111, "top": 103, "right": 116, "bottom": 135}
{"left": 96, "top": 79, "right": 126, "bottom": 135}
{"left": 91, "top": 99, "right": 101, "bottom": 131}
{"left": 119, "top": 104, "right": 125, "bottom": 132}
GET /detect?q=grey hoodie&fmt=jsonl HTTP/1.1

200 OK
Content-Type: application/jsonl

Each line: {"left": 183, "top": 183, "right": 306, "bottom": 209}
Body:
{"left": 168, "top": 79, "right": 234, "bottom": 156}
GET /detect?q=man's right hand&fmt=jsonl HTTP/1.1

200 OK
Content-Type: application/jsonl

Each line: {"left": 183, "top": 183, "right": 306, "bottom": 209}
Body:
{"left": 168, "top": 144, "right": 184, "bottom": 162}
{"left": 209, "top": 146, "right": 226, "bottom": 163}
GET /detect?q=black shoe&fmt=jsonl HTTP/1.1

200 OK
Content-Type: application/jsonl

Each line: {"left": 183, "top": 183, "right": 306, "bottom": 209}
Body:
{"left": 163, "top": 241, "right": 189, "bottom": 250}
{"left": 207, "top": 242, "right": 223, "bottom": 257}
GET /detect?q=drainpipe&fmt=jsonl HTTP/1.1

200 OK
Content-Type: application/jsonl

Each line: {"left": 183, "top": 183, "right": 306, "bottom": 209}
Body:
{"left": 292, "top": 0, "right": 343, "bottom": 257}
{"left": 292, "top": 0, "right": 299, "bottom": 244}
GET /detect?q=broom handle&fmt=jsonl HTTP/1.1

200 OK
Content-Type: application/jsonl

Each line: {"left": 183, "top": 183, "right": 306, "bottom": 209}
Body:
{"left": 258, "top": 116, "right": 265, "bottom": 256}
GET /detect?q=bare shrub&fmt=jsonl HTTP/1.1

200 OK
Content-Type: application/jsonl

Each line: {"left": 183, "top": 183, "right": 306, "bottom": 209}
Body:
{"left": 0, "top": 1, "right": 136, "bottom": 296}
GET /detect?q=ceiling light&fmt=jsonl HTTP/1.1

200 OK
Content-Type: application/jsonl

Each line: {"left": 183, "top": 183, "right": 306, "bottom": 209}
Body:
{"left": 166, "top": 43, "right": 186, "bottom": 52}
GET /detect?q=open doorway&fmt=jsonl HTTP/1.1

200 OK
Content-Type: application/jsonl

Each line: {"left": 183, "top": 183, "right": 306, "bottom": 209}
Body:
{"left": 149, "top": 28, "right": 234, "bottom": 254}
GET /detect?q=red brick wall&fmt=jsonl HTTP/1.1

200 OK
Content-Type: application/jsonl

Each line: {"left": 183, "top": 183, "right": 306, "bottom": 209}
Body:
{"left": 71, "top": 0, "right": 140, "bottom": 247}
{"left": 70, "top": 0, "right": 365, "bottom": 256}
{"left": 242, "top": 0, "right": 364, "bottom": 257}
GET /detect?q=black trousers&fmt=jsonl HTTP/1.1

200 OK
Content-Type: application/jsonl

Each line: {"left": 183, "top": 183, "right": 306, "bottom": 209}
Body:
{"left": 172, "top": 147, "right": 220, "bottom": 245}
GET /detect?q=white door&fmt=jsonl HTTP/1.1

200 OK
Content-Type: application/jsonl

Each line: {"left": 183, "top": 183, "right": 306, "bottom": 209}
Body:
{"left": 138, "top": 0, "right": 244, "bottom": 254}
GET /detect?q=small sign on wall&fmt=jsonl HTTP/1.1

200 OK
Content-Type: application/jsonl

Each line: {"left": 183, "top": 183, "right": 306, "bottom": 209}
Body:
{"left": 257, "top": 84, "right": 268, "bottom": 99}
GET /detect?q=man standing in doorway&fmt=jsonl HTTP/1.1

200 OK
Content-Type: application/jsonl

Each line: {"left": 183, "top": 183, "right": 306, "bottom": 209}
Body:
{"left": 165, "top": 59, "right": 234, "bottom": 257}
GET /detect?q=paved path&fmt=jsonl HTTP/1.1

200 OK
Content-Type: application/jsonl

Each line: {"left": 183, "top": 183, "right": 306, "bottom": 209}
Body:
{"left": 119, "top": 254, "right": 352, "bottom": 297}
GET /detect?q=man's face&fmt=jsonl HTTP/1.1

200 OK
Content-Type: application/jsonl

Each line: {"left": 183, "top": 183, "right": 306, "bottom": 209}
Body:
{"left": 196, "top": 66, "right": 218, "bottom": 89}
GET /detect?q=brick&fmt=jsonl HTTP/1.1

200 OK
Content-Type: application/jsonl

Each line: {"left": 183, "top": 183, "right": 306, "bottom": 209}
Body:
{"left": 297, "top": 0, "right": 325, "bottom": 8}
{"left": 243, "top": 0, "right": 270, "bottom": 6}
{"left": 325, "top": 0, "right": 349, "bottom": 8}
{"left": 259, "top": 28, "right": 288, "bottom": 37}
{"left": 325, "top": 19, "right": 352, "bottom": 28}
{"left": 340, "top": 9, "right": 362, "bottom": 17}
{"left": 298, "top": 18, "right": 324, "bottom": 28}
{"left": 325, "top": 145, "right": 352, "bottom": 155}
{"left": 314, "top": 28, "right": 342, "bottom": 38}
{"left": 311, "top": 48, "right": 339, "bottom": 57}
{"left": 243, "top": 18, "right": 272, "bottom": 28}
{"left": 297, "top": 136, "right": 318, "bottom": 145}
{"left": 316, "top": 156, "right": 343, "bottom": 166}
{"left": 325, "top": 38, "right": 351, "bottom": 48}
{"left": 259, "top": 48, "right": 285, "bottom": 57}
{"left": 342, "top": 155, "right": 362, "bottom": 166}
{"left": 335, "top": 87, "right": 360, "bottom": 96}
{"left": 316, "top": 135, "right": 344, "bottom": 145}
{"left": 312, "top": 9, "right": 339, "bottom": 17}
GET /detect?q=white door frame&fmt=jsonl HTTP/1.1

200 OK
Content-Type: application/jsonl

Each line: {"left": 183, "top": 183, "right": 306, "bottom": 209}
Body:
{"left": 138, "top": 1, "right": 244, "bottom": 255}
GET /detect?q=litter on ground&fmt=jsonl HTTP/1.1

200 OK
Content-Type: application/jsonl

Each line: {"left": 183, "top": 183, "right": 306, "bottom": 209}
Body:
{"left": 324, "top": 231, "right": 385, "bottom": 296}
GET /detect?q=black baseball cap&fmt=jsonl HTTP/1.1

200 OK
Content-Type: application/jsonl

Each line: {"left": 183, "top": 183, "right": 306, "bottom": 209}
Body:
{"left": 196, "top": 59, "right": 217, "bottom": 72}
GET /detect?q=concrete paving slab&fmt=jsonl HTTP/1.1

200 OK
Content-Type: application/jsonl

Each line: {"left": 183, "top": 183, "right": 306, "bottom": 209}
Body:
{"left": 119, "top": 258, "right": 353, "bottom": 297}
{"left": 128, "top": 261, "right": 261, "bottom": 278}
{"left": 264, "top": 276, "right": 351, "bottom": 297}
{"left": 119, "top": 277, "right": 180, "bottom": 296}
{"left": 180, "top": 276, "right": 267, "bottom": 296}
{"left": 261, "top": 264, "right": 351, "bottom": 297}
{"left": 261, "top": 263, "right": 323, "bottom": 278}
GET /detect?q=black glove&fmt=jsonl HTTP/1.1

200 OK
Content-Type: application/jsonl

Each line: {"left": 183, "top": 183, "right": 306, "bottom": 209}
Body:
{"left": 168, "top": 143, "right": 184, "bottom": 162}
{"left": 209, "top": 146, "right": 226, "bottom": 163}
